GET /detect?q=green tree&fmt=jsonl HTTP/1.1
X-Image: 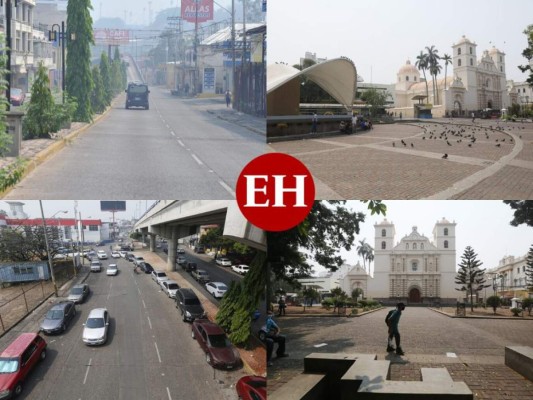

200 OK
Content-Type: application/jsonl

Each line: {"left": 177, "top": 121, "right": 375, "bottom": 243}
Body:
{"left": 0, "top": 225, "right": 61, "bottom": 261}
{"left": 66, "top": 0, "right": 94, "bottom": 122}
{"left": 351, "top": 287, "right": 363, "bottom": 300}
{"left": 504, "top": 201, "right": 533, "bottom": 227}
{"left": 0, "top": 33, "right": 11, "bottom": 156}
{"left": 24, "top": 62, "right": 57, "bottom": 138}
{"left": 330, "top": 287, "right": 347, "bottom": 314}
{"left": 455, "top": 246, "right": 490, "bottom": 312}
{"left": 301, "top": 287, "right": 319, "bottom": 312}
{"left": 99, "top": 52, "right": 112, "bottom": 106}
{"left": 518, "top": 24, "right": 533, "bottom": 87}
{"left": 442, "top": 53, "right": 452, "bottom": 91}
{"left": 486, "top": 295, "right": 501, "bottom": 315}
{"left": 525, "top": 244, "right": 533, "bottom": 291}
{"left": 360, "top": 88, "right": 390, "bottom": 118}
{"left": 357, "top": 238, "right": 370, "bottom": 273}
{"left": 90, "top": 66, "right": 106, "bottom": 113}
{"left": 521, "top": 298, "right": 533, "bottom": 316}
{"left": 415, "top": 51, "right": 430, "bottom": 104}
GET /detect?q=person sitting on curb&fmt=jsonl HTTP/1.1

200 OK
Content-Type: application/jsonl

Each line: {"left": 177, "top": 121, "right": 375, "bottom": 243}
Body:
{"left": 266, "top": 310, "right": 289, "bottom": 363}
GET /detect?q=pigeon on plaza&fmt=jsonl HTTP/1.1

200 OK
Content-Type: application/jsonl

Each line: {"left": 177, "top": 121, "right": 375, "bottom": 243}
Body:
{"left": 442, "top": 153, "right": 448, "bottom": 159}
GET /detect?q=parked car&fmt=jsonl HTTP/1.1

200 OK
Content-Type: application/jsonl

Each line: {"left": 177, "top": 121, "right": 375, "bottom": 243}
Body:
{"left": 194, "top": 245, "right": 205, "bottom": 254}
{"left": 191, "top": 319, "right": 242, "bottom": 369}
{"left": 236, "top": 376, "right": 266, "bottom": 400}
{"left": 161, "top": 280, "right": 180, "bottom": 298}
{"left": 82, "top": 308, "right": 110, "bottom": 345}
{"left": 185, "top": 262, "right": 197, "bottom": 273}
{"left": 140, "top": 262, "right": 154, "bottom": 274}
{"left": 119, "top": 250, "right": 127, "bottom": 258}
{"left": 0, "top": 333, "right": 47, "bottom": 398}
{"left": 85, "top": 250, "right": 96, "bottom": 259}
{"left": 111, "top": 251, "right": 120, "bottom": 258}
{"left": 177, "top": 248, "right": 185, "bottom": 255}
{"left": 120, "top": 245, "right": 133, "bottom": 251}
{"left": 126, "top": 253, "right": 135, "bottom": 262}
{"left": 40, "top": 301, "right": 76, "bottom": 334}
{"left": 133, "top": 255, "right": 145, "bottom": 266}
{"left": 192, "top": 269, "right": 210, "bottom": 283}
{"left": 216, "top": 257, "right": 232, "bottom": 267}
{"left": 97, "top": 250, "right": 108, "bottom": 260}
{"left": 90, "top": 260, "right": 102, "bottom": 272}
{"left": 68, "top": 284, "right": 90, "bottom": 304}
{"left": 151, "top": 270, "right": 168, "bottom": 284}
{"left": 106, "top": 264, "right": 118, "bottom": 276}
{"left": 9, "top": 88, "right": 25, "bottom": 106}
{"left": 176, "top": 256, "right": 187, "bottom": 265}
{"left": 205, "top": 282, "right": 228, "bottom": 299}
{"left": 231, "top": 265, "right": 250, "bottom": 275}
{"left": 176, "top": 288, "right": 206, "bottom": 322}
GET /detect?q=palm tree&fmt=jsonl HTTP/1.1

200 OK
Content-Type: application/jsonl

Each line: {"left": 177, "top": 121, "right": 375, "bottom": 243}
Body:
{"left": 357, "top": 239, "right": 369, "bottom": 272}
{"left": 442, "top": 53, "right": 452, "bottom": 91}
{"left": 425, "top": 46, "right": 440, "bottom": 104}
{"left": 365, "top": 248, "right": 375, "bottom": 275}
{"left": 415, "top": 52, "right": 430, "bottom": 105}
{"left": 430, "top": 63, "right": 442, "bottom": 106}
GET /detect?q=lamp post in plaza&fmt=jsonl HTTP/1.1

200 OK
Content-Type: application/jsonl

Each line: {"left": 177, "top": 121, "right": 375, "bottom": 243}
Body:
{"left": 49, "top": 22, "right": 67, "bottom": 103}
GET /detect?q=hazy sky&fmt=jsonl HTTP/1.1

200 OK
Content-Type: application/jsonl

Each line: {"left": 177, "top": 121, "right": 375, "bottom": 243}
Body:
{"left": 269, "top": 0, "right": 533, "bottom": 83}
{"left": 0, "top": 201, "right": 157, "bottom": 222}
{"left": 312, "top": 200, "right": 532, "bottom": 275}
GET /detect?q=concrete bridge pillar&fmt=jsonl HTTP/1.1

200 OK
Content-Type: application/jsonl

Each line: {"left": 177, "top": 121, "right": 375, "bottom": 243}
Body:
{"left": 167, "top": 228, "right": 177, "bottom": 271}
{"left": 149, "top": 234, "right": 156, "bottom": 252}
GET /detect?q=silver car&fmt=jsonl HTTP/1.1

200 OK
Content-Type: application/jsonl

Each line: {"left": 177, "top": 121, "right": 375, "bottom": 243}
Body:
{"left": 161, "top": 280, "right": 180, "bottom": 298}
{"left": 68, "top": 284, "right": 90, "bottom": 304}
{"left": 151, "top": 270, "right": 168, "bottom": 284}
{"left": 82, "top": 308, "right": 109, "bottom": 345}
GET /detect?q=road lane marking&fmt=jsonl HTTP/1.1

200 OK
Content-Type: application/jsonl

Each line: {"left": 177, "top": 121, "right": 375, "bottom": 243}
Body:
{"left": 137, "top": 287, "right": 141, "bottom": 295}
{"left": 177, "top": 140, "right": 185, "bottom": 147}
{"left": 191, "top": 154, "right": 203, "bottom": 165}
{"left": 219, "top": 180, "right": 236, "bottom": 197}
{"left": 170, "top": 131, "right": 175, "bottom": 136}
{"left": 166, "top": 387, "right": 172, "bottom": 400}
{"left": 142, "top": 299, "right": 146, "bottom": 309}
{"left": 147, "top": 316, "right": 152, "bottom": 330}
{"left": 154, "top": 342, "right": 162, "bottom": 363}
{"left": 83, "top": 358, "right": 92, "bottom": 384}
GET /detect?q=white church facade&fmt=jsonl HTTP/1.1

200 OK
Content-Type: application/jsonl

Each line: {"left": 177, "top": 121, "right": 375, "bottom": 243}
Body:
{"left": 341, "top": 218, "right": 459, "bottom": 305}
{"left": 393, "top": 35, "right": 512, "bottom": 118}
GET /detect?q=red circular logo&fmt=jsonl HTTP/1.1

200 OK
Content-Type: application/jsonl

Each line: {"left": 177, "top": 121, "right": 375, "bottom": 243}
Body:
{"left": 236, "top": 153, "right": 315, "bottom": 232}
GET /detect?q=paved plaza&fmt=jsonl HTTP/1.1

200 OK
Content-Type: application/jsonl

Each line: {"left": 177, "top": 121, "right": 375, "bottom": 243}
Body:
{"left": 268, "top": 308, "right": 533, "bottom": 399}
{"left": 268, "top": 119, "right": 533, "bottom": 199}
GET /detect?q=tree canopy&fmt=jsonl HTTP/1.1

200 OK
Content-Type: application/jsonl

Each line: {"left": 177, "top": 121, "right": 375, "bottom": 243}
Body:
{"left": 504, "top": 201, "right": 533, "bottom": 227}
{"left": 360, "top": 88, "right": 390, "bottom": 118}
{"left": 518, "top": 24, "right": 533, "bottom": 87}
{"left": 455, "top": 246, "right": 490, "bottom": 312}
{"left": 0, "top": 226, "right": 60, "bottom": 262}
{"left": 526, "top": 244, "right": 533, "bottom": 291}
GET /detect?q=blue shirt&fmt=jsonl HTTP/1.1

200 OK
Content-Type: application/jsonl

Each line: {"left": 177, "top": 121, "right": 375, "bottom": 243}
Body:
{"left": 388, "top": 309, "right": 402, "bottom": 330}
{"left": 266, "top": 315, "right": 279, "bottom": 333}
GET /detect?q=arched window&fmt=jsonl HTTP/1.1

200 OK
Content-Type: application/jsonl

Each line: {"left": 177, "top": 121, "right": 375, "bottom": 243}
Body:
{"left": 500, "top": 66, "right": 503, "bottom": 72}
{"left": 444, "top": 228, "right": 448, "bottom": 236}
{"left": 470, "top": 58, "right": 473, "bottom": 66}
{"left": 406, "top": 76, "right": 409, "bottom": 81}
{"left": 412, "top": 261, "right": 418, "bottom": 271}
{"left": 458, "top": 59, "right": 462, "bottom": 67}
{"left": 458, "top": 48, "right": 462, "bottom": 55}
{"left": 406, "top": 243, "right": 409, "bottom": 250}
{"left": 470, "top": 47, "right": 473, "bottom": 55}
{"left": 413, "top": 243, "right": 417, "bottom": 250}
{"left": 444, "top": 240, "right": 449, "bottom": 249}
{"left": 381, "top": 229, "right": 386, "bottom": 237}
{"left": 500, "top": 56, "right": 502, "bottom": 62}
{"left": 381, "top": 241, "right": 386, "bottom": 250}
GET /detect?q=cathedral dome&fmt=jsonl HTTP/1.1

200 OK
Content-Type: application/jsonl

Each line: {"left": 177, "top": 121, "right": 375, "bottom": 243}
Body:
{"left": 489, "top": 46, "right": 503, "bottom": 55}
{"left": 398, "top": 60, "right": 420, "bottom": 76}
{"left": 455, "top": 35, "right": 474, "bottom": 45}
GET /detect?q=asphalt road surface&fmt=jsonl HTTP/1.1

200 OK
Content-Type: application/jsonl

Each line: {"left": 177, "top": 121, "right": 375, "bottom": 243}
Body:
{"left": 17, "top": 256, "right": 247, "bottom": 400}
{"left": 6, "top": 87, "right": 264, "bottom": 199}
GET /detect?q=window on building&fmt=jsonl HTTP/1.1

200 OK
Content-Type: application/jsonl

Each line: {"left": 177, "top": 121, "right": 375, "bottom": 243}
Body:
{"left": 458, "top": 48, "right": 462, "bottom": 55}
{"left": 524, "top": 266, "right": 527, "bottom": 273}
{"left": 412, "top": 261, "right": 418, "bottom": 271}
{"left": 381, "top": 229, "right": 386, "bottom": 237}
{"left": 421, "top": 243, "right": 424, "bottom": 249}
{"left": 89, "top": 225, "right": 99, "bottom": 232}
{"left": 517, "top": 267, "right": 520, "bottom": 274}
{"left": 470, "top": 58, "right": 473, "bottom": 66}
{"left": 413, "top": 243, "right": 417, "bottom": 250}
{"left": 14, "top": 266, "right": 34, "bottom": 275}
{"left": 458, "top": 59, "right": 462, "bottom": 67}
{"left": 414, "top": 76, "right": 417, "bottom": 81}
{"left": 500, "top": 66, "right": 503, "bottom": 72}
{"left": 500, "top": 56, "right": 502, "bottom": 62}
{"left": 470, "top": 47, "right": 472, "bottom": 54}
{"left": 444, "top": 228, "right": 448, "bottom": 236}
{"left": 381, "top": 241, "right": 386, "bottom": 250}
{"left": 406, "top": 243, "right": 409, "bottom": 250}
{"left": 444, "top": 240, "right": 449, "bottom": 249}
{"left": 406, "top": 76, "right": 409, "bottom": 81}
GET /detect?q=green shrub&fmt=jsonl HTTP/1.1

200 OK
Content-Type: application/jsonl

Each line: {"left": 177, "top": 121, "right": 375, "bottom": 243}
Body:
{"left": 521, "top": 298, "right": 533, "bottom": 316}
{"left": 486, "top": 295, "right": 501, "bottom": 314}
{"left": 510, "top": 307, "right": 522, "bottom": 316}
{"left": 358, "top": 300, "right": 368, "bottom": 308}
{"left": 321, "top": 298, "right": 334, "bottom": 310}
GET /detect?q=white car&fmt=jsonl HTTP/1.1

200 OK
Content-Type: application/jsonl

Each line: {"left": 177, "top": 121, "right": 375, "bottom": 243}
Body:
{"left": 133, "top": 255, "right": 145, "bottom": 266}
{"left": 205, "top": 282, "right": 228, "bottom": 298}
{"left": 176, "top": 256, "right": 187, "bottom": 265}
{"left": 111, "top": 251, "right": 120, "bottom": 258}
{"left": 106, "top": 264, "right": 118, "bottom": 276}
{"left": 161, "top": 280, "right": 180, "bottom": 298}
{"left": 97, "top": 250, "right": 108, "bottom": 260}
{"left": 90, "top": 260, "right": 102, "bottom": 272}
{"left": 119, "top": 250, "right": 127, "bottom": 258}
{"left": 177, "top": 248, "right": 185, "bottom": 255}
{"left": 216, "top": 257, "right": 232, "bottom": 267}
{"left": 231, "top": 264, "right": 250, "bottom": 275}
{"left": 83, "top": 308, "right": 109, "bottom": 345}
{"left": 151, "top": 270, "right": 168, "bottom": 284}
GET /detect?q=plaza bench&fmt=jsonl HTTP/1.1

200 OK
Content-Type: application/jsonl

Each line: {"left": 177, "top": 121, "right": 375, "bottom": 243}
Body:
{"left": 505, "top": 346, "right": 533, "bottom": 382}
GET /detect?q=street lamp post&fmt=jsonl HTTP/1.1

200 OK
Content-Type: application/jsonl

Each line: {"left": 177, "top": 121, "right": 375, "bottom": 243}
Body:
{"left": 40, "top": 201, "right": 58, "bottom": 297}
{"left": 2, "top": 0, "right": 20, "bottom": 111}
{"left": 49, "top": 22, "right": 68, "bottom": 103}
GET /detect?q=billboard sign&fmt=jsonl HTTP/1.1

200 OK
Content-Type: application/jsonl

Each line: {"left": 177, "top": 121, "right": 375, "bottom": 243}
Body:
{"left": 203, "top": 67, "right": 215, "bottom": 93}
{"left": 94, "top": 29, "right": 130, "bottom": 45}
{"left": 100, "top": 201, "right": 127, "bottom": 212}
{"left": 181, "top": 0, "right": 214, "bottom": 23}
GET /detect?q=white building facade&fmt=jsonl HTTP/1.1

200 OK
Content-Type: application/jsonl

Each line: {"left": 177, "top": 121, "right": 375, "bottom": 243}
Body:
{"left": 486, "top": 254, "right": 531, "bottom": 300}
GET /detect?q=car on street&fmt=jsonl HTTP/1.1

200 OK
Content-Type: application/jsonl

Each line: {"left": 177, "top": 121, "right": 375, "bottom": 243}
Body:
{"left": 125, "top": 81, "right": 150, "bottom": 110}
{"left": 151, "top": 270, "right": 168, "bottom": 284}
{"left": 216, "top": 257, "right": 232, "bottom": 267}
{"left": 205, "top": 282, "right": 228, "bottom": 299}
{"left": 140, "top": 262, "right": 154, "bottom": 274}
{"left": 191, "top": 319, "right": 242, "bottom": 369}
{"left": 161, "top": 280, "right": 180, "bottom": 298}
{"left": 40, "top": 301, "right": 76, "bottom": 334}
{"left": 82, "top": 308, "right": 110, "bottom": 345}
{"left": 68, "top": 284, "right": 90, "bottom": 304}
{"left": 9, "top": 88, "right": 25, "bottom": 106}
{"left": 0, "top": 333, "right": 47, "bottom": 398}
{"left": 119, "top": 250, "right": 127, "bottom": 258}
{"left": 133, "top": 255, "right": 145, "bottom": 266}
{"left": 185, "top": 262, "right": 197, "bottom": 273}
{"left": 194, "top": 245, "right": 205, "bottom": 254}
{"left": 97, "top": 250, "right": 108, "bottom": 260}
{"left": 111, "top": 251, "right": 120, "bottom": 258}
{"left": 120, "top": 245, "right": 133, "bottom": 251}
{"left": 236, "top": 376, "right": 267, "bottom": 400}
{"left": 90, "top": 260, "right": 102, "bottom": 272}
{"left": 192, "top": 269, "right": 210, "bottom": 283}
{"left": 85, "top": 250, "right": 96, "bottom": 259}
{"left": 177, "top": 256, "right": 187, "bottom": 265}
{"left": 106, "top": 264, "right": 118, "bottom": 276}
{"left": 126, "top": 253, "right": 135, "bottom": 262}
{"left": 231, "top": 265, "right": 250, "bottom": 275}
{"left": 176, "top": 288, "right": 206, "bottom": 322}
{"left": 177, "top": 248, "right": 185, "bottom": 254}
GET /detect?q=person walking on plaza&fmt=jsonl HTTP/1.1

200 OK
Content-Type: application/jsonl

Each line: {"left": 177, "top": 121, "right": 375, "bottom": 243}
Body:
{"left": 471, "top": 112, "right": 476, "bottom": 123}
{"left": 278, "top": 296, "right": 286, "bottom": 316}
{"left": 266, "top": 310, "right": 289, "bottom": 361}
{"left": 311, "top": 113, "right": 318, "bottom": 133}
{"left": 386, "top": 302, "right": 406, "bottom": 355}
{"left": 225, "top": 90, "right": 231, "bottom": 108}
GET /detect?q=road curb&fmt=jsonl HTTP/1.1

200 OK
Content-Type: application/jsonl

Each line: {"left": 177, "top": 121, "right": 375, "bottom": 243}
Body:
{"left": 428, "top": 307, "right": 533, "bottom": 320}
{"left": 206, "top": 109, "right": 265, "bottom": 136}
{"left": 281, "top": 306, "right": 385, "bottom": 318}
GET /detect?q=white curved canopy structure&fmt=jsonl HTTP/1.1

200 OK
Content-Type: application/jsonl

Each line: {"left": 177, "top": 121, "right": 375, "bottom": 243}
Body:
{"left": 267, "top": 58, "right": 357, "bottom": 109}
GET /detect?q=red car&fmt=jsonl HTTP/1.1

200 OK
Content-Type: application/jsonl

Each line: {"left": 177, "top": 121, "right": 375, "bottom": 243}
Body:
{"left": 191, "top": 319, "right": 242, "bottom": 369}
{"left": 0, "top": 333, "right": 47, "bottom": 398}
{"left": 9, "top": 88, "right": 25, "bottom": 106}
{"left": 236, "top": 376, "right": 266, "bottom": 400}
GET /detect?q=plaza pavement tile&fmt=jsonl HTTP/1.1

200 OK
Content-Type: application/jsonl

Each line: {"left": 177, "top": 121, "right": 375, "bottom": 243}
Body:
{"left": 267, "top": 308, "right": 533, "bottom": 399}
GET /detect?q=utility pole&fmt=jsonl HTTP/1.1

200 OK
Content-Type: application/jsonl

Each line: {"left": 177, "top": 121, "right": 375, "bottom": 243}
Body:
{"left": 231, "top": 0, "right": 235, "bottom": 97}
{"left": 3, "top": 0, "right": 19, "bottom": 111}
{"left": 194, "top": 0, "right": 199, "bottom": 95}
{"left": 40, "top": 201, "right": 58, "bottom": 297}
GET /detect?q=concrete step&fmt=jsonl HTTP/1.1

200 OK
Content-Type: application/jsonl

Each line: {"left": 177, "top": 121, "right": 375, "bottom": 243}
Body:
{"left": 505, "top": 346, "right": 533, "bottom": 382}
{"left": 268, "top": 373, "right": 327, "bottom": 400}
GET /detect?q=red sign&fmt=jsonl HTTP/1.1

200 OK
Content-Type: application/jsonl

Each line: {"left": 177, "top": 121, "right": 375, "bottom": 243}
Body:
{"left": 236, "top": 153, "right": 315, "bottom": 232}
{"left": 94, "top": 29, "right": 130, "bottom": 45}
{"left": 181, "top": 0, "right": 214, "bottom": 23}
